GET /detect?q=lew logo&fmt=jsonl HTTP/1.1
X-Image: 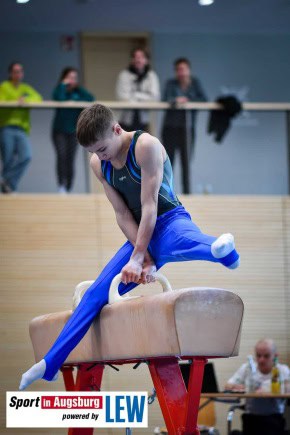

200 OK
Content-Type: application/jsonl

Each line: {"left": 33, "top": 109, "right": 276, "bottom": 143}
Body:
{"left": 119, "top": 176, "right": 126, "bottom": 181}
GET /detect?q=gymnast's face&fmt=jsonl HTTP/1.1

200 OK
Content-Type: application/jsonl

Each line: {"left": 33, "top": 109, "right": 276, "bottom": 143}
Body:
{"left": 86, "top": 124, "right": 122, "bottom": 161}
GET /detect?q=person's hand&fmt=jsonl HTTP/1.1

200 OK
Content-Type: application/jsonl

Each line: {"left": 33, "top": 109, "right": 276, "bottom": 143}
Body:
{"left": 121, "top": 259, "right": 143, "bottom": 284}
{"left": 62, "top": 78, "right": 72, "bottom": 86}
{"left": 175, "top": 96, "right": 189, "bottom": 105}
{"left": 225, "top": 383, "right": 245, "bottom": 392}
{"left": 62, "top": 78, "right": 77, "bottom": 90}
{"left": 229, "top": 384, "right": 245, "bottom": 392}
{"left": 139, "top": 259, "right": 157, "bottom": 284}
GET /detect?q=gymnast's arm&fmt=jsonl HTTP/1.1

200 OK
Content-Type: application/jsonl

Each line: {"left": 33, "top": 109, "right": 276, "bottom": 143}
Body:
{"left": 90, "top": 155, "right": 155, "bottom": 277}
{"left": 121, "top": 134, "right": 163, "bottom": 284}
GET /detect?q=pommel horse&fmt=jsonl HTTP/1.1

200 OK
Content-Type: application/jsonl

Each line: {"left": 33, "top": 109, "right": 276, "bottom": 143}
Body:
{"left": 29, "top": 273, "right": 244, "bottom": 435}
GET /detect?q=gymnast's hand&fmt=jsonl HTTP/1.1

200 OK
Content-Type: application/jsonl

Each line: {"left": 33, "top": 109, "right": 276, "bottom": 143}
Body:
{"left": 139, "top": 261, "right": 157, "bottom": 284}
{"left": 139, "top": 253, "right": 156, "bottom": 284}
{"left": 121, "top": 259, "right": 143, "bottom": 284}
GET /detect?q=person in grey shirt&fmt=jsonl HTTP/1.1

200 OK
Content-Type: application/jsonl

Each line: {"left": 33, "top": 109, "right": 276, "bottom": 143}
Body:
{"left": 162, "top": 58, "right": 207, "bottom": 193}
{"left": 225, "top": 339, "right": 290, "bottom": 435}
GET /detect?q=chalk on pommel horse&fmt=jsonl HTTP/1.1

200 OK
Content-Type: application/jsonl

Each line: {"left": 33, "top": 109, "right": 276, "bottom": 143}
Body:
{"left": 29, "top": 273, "right": 244, "bottom": 435}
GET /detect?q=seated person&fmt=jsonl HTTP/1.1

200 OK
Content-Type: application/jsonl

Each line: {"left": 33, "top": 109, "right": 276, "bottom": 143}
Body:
{"left": 225, "top": 338, "right": 290, "bottom": 435}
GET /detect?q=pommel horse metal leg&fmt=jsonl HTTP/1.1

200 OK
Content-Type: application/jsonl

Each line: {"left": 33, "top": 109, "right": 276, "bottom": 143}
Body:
{"left": 61, "top": 357, "right": 206, "bottom": 435}
{"left": 61, "top": 363, "right": 104, "bottom": 435}
{"left": 149, "top": 357, "right": 207, "bottom": 435}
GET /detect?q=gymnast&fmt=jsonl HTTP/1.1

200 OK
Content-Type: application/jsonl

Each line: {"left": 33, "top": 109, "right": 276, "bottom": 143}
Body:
{"left": 20, "top": 103, "right": 240, "bottom": 390}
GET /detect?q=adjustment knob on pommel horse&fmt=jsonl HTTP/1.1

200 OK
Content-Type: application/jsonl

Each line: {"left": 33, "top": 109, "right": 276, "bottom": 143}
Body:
{"left": 29, "top": 273, "right": 244, "bottom": 435}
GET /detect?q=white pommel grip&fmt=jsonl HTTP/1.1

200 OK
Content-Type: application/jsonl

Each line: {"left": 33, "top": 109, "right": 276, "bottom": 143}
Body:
{"left": 108, "top": 272, "right": 173, "bottom": 305}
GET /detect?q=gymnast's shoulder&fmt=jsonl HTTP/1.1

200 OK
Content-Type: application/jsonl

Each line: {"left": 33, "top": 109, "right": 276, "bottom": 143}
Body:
{"left": 90, "top": 154, "right": 103, "bottom": 181}
{"left": 135, "top": 132, "right": 165, "bottom": 166}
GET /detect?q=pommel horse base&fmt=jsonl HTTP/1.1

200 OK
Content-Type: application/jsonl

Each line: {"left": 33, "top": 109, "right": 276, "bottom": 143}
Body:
{"left": 29, "top": 273, "right": 244, "bottom": 435}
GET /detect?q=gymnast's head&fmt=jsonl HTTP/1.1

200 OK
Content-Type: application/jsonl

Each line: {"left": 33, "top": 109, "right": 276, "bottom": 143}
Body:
{"left": 77, "top": 103, "right": 123, "bottom": 161}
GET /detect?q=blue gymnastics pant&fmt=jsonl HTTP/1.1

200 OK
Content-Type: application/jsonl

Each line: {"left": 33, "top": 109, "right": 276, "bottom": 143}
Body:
{"left": 43, "top": 206, "right": 239, "bottom": 381}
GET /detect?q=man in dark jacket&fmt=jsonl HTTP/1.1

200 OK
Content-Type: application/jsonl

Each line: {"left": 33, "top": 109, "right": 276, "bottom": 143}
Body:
{"left": 162, "top": 58, "right": 207, "bottom": 193}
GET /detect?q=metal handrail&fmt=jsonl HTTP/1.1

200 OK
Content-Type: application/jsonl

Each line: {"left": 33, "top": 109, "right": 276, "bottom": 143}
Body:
{"left": 0, "top": 100, "right": 290, "bottom": 111}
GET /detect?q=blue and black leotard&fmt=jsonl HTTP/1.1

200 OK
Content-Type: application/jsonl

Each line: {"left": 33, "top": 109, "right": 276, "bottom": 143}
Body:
{"left": 101, "top": 130, "right": 181, "bottom": 223}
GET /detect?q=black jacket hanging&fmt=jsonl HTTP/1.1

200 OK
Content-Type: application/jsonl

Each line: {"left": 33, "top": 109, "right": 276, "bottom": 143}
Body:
{"left": 207, "top": 95, "right": 242, "bottom": 143}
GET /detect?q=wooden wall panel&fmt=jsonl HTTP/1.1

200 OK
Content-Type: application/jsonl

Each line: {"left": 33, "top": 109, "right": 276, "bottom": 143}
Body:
{"left": 283, "top": 197, "right": 290, "bottom": 359}
{"left": 1, "top": 195, "right": 290, "bottom": 434}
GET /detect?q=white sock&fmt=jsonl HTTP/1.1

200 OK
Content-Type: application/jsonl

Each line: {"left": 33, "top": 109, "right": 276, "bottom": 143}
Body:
{"left": 19, "top": 359, "right": 47, "bottom": 390}
{"left": 211, "top": 233, "right": 235, "bottom": 259}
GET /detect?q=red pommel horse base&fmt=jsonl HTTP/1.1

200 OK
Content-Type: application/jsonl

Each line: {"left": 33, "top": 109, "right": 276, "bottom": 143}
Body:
{"left": 29, "top": 273, "right": 244, "bottom": 435}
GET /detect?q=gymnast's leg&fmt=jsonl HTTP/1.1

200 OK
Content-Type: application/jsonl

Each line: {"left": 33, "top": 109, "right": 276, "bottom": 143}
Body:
{"left": 150, "top": 208, "right": 240, "bottom": 268}
{"left": 19, "top": 240, "right": 142, "bottom": 390}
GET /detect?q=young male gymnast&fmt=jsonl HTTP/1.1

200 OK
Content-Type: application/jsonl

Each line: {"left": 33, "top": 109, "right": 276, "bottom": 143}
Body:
{"left": 20, "top": 103, "right": 240, "bottom": 390}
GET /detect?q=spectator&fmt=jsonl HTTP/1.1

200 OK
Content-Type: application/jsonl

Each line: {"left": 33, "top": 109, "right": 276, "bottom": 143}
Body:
{"left": 0, "top": 62, "right": 42, "bottom": 193}
{"left": 116, "top": 47, "right": 160, "bottom": 131}
{"left": 225, "top": 338, "right": 290, "bottom": 435}
{"left": 162, "top": 58, "right": 207, "bottom": 193}
{"left": 52, "top": 67, "right": 94, "bottom": 194}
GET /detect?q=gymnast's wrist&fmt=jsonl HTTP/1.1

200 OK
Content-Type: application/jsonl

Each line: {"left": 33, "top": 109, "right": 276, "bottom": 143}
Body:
{"left": 131, "top": 249, "right": 145, "bottom": 265}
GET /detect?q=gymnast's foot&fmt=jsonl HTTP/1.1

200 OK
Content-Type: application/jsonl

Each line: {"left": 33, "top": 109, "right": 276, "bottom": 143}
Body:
{"left": 211, "top": 233, "right": 240, "bottom": 269}
{"left": 19, "top": 359, "right": 58, "bottom": 390}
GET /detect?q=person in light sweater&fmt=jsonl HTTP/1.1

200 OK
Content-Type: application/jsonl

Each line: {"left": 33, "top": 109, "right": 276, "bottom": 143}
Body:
{"left": 116, "top": 47, "right": 160, "bottom": 132}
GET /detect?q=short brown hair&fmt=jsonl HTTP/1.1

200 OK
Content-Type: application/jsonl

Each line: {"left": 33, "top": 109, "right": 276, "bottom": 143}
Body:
{"left": 77, "top": 104, "right": 115, "bottom": 147}
{"left": 174, "top": 57, "right": 191, "bottom": 68}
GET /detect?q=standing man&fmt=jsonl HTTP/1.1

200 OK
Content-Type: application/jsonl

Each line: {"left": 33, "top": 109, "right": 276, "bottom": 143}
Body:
{"left": 162, "top": 58, "right": 207, "bottom": 193}
{"left": 0, "top": 62, "right": 42, "bottom": 193}
{"left": 116, "top": 47, "right": 160, "bottom": 131}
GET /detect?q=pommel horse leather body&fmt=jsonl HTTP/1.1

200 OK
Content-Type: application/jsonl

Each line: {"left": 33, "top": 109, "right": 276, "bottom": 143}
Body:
{"left": 29, "top": 273, "right": 244, "bottom": 435}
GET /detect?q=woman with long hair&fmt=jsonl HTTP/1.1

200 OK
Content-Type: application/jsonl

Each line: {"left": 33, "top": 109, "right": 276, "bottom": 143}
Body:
{"left": 52, "top": 67, "right": 94, "bottom": 193}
